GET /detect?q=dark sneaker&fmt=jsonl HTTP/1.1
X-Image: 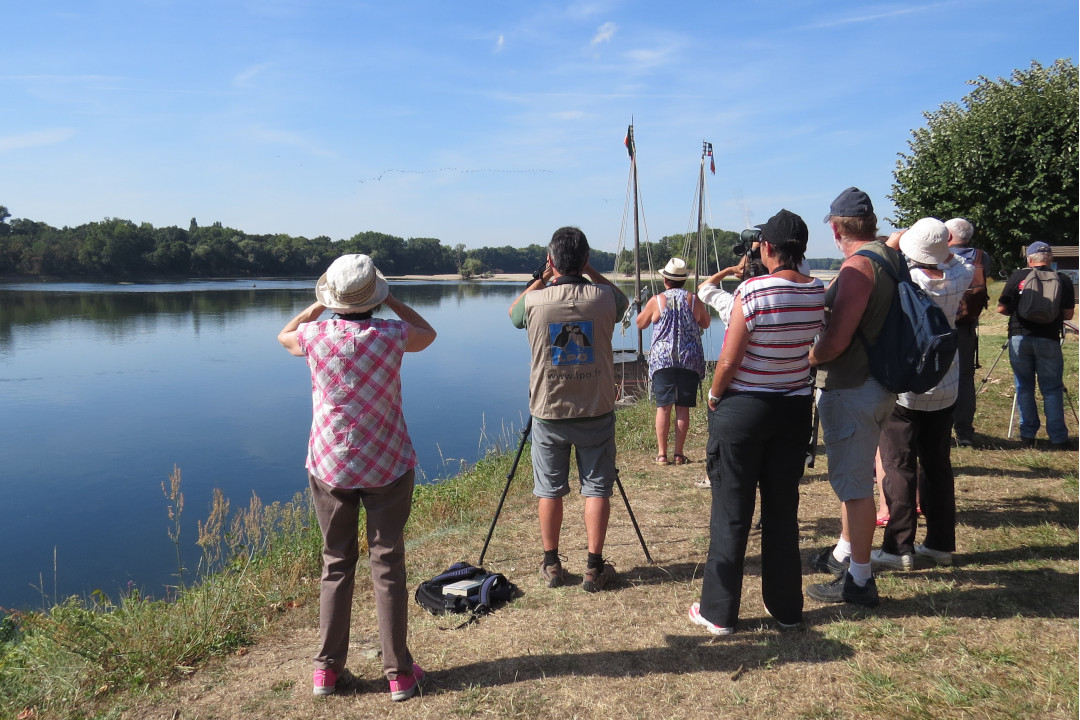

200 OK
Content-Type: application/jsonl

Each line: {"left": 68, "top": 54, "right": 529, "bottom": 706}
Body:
{"left": 956, "top": 436, "right": 974, "bottom": 448}
{"left": 582, "top": 562, "right": 617, "bottom": 592}
{"left": 539, "top": 560, "right": 565, "bottom": 588}
{"left": 1019, "top": 436, "right": 1036, "bottom": 448}
{"left": 807, "top": 572, "right": 880, "bottom": 607}
{"left": 808, "top": 547, "right": 849, "bottom": 577}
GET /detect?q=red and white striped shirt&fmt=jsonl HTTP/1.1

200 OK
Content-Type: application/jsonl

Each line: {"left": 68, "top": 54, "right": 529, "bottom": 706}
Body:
{"left": 297, "top": 318, "right": 417, "bottom": 489}
{"left": 727, "top": 275, "right": 826, "bottom": 395}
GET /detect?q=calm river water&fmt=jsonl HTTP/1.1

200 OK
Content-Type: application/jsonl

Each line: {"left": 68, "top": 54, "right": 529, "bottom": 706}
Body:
{"left": 0, "top": 278, "right": 727, "bottom": 610}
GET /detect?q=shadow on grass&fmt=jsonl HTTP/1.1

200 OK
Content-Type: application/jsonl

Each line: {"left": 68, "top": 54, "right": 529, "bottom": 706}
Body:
{"left": 953, "top": 462, "right": 1076, "bottom": 479}
{"left": 881, "top": 566, "right": 1079, "bottom": 619}
{"left": 958, "top": 495, "right": 1078, "bottom": 528}
{"left": 339, "top": 627, "right": 856, "bottom": 697}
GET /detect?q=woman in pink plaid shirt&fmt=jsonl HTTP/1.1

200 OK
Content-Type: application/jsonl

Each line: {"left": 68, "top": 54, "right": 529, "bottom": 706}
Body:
{"left": 279, "top": 254, "right": 436, "bottom": 701}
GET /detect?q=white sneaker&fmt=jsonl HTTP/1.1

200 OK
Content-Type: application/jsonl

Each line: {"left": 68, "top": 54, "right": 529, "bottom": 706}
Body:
{"left": 870, "top": 548, "right": 914, "bottom": 571}
{"left": 914, "top": 544, "right": 953, "bottom": 566}
{"left": 688, "top": 602, "right": 734, "bottom": 636}
{"left": 694, "top": 477, "right": 711, "bottom": 489}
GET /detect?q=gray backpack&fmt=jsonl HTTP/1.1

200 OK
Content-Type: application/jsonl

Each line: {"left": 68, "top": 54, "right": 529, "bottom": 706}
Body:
{"left": 1016, "top": 268, "right": 1062, "bottom": 324}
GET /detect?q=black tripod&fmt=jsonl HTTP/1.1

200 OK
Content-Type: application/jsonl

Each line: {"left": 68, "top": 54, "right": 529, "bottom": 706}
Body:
{"left": 477, "top": 416, "right": 653, "bottom": 567}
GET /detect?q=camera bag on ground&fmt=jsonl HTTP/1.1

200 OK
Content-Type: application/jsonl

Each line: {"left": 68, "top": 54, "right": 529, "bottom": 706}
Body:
{"left": 1016, "top": 268, "right": 1063, "bottom": 325}
{"left": 414, "top": 561, "right": 517, "bottom": 624}
{"left": 954, "top": 248, "right": 989, "bottom": 325}
{"left": 855, "top": 248, "right": 958, "bottom": 395}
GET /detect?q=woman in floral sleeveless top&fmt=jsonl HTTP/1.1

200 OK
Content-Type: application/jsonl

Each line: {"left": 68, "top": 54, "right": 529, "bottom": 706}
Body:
{"left": 636, "top": 257, "right": 711, "bottom": 466}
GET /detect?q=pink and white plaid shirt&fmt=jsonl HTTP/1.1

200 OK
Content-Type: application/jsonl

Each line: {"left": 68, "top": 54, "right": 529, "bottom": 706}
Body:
{"left": 297, "top": 318, "right": 417, "bottom": 489}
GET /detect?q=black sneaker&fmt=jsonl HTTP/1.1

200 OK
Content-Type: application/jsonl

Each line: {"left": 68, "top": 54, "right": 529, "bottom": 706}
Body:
{"left": 807, "top": 572, "right": 880, "bottom": 608}
{"left": 808, "top": 547, "right": 849, "bottom": 577}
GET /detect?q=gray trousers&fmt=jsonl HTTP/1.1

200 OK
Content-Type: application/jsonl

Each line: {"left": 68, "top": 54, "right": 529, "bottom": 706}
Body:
{"left": 309, "top": 470, "right": 415, "bottom": 681}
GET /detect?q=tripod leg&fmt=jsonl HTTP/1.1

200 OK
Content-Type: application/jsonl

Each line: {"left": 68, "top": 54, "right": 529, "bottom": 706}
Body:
{"left": 978, "top": 341, "right": 1009, "bottom": 395}
{"left": 478, "top": 417, "right": 532, "bottom": 567}
{"left": 1008, "top": 392, "right": 1018, "bottom": 440}
{"left": 614, "top": 470, "right": 653, "bottom": 564}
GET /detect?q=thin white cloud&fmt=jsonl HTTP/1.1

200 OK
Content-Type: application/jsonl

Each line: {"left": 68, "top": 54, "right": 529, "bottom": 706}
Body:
{"left": 247, "top": 126, "right": 333, "bottom": 158}
{"left": 233, "top": 63, "right": 273, "bottom": 88}
{"left": 495, "top": 34, "right": 505, "bottom": 52}
{"left": 807, "top": 3, "right": 946, "bottom": 29}
{"left": 0, "top": 128, "right": 75, "bottom": 153}
{"left": 591, "top": 21, "right": 617, "bottom": 46}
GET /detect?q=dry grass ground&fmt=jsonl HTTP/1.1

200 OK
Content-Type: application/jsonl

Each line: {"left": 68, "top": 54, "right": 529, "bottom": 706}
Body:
{"left": 114, "top": 298, "right": 1078, "bottom": 720}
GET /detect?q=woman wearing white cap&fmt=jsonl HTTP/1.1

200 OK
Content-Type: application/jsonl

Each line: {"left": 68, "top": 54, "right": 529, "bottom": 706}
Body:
{"left": 636, "top": 257, "right": 712, "bottom": 466}
{"left": 278, "top": 254, "right": 436, "bottom": 701}
{"left": 872, "top": 219, "right": 974, "bottom": 572}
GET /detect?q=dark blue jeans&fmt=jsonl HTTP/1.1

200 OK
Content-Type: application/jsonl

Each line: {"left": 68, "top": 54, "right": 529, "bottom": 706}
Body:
{"left": 699, "top": 392, "right": 810, "bottom": 629}
{"left": 1009, "top": 335, "right": 1067, "bottom": 443}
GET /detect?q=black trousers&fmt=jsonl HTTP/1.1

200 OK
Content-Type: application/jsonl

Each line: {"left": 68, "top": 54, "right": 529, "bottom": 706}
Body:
{"left": 953, "top": 323, "right": 978, "bottom": 441}
{"left": 878, "top": 403, "right": 956, "bottom": 555}
{"left": 699, "top": 392, "right": 810, "bottom": 629}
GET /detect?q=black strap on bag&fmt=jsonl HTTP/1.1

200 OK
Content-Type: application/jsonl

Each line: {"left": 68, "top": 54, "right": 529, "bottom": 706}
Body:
{"left": 414, "top": 561, "right": 518, "bottom": 629}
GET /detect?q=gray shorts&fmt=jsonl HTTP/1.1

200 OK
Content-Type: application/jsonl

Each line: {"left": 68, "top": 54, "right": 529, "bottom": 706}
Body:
{"left": 531, "top": 414, "right": 617, "bottom": 499}
{"left": 816, "top": 379, "right": 896, "bottom": 502}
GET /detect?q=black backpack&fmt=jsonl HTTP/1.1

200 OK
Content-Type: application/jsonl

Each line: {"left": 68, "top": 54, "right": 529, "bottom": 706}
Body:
{"left": 414, "top": 562, "right": 517, "bottom": 620}
{"left": 855, "top": 248, "right": 958, "bottom": 395}
{"left": 1016, "top": 268, "right": 1063, "bottom": 325}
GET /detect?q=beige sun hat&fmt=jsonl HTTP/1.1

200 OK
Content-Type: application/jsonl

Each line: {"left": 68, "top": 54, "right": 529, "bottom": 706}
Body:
{"left": 659, "top": 257, "right": 690, "bottom": 281}
{"left": 900, "top": 218, "right": 951, "bottom": 266}
{"left": 315, "top": 254, "right": 389, "bottom": 312}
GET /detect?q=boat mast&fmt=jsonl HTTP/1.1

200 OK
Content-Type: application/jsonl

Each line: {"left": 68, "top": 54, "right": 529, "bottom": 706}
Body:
{"left": 627, "top": 122, "right": 644, "bottom": 358}
{"left": 696, "top": 140, "right": 713, "bottom": 286}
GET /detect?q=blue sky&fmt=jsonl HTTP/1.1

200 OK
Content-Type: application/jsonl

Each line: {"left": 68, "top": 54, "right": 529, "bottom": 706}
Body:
{"left": 1, "top": 1, "right": 1076, "bottom": 261}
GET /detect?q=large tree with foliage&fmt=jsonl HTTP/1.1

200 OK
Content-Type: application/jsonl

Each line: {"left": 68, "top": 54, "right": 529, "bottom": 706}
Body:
{"left": 889, "top": 59, "right": 1078, "bottom": 270}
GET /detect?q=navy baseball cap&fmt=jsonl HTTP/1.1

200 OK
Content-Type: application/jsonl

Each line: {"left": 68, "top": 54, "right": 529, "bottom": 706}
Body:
{"left": 1026, "top": 241, "right": 1051, "bottom": 255}
{"left": 756, "top": 209, "right": 808, "bottom": 250}
{"left": 823, "top": 187, "right": 874, "bottom": 221}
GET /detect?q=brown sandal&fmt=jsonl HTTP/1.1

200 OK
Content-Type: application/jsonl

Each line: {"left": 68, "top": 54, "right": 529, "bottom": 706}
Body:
{"left": 673, "top": 453, "right": 689, "bottom": 465}
{"left": 655, "top": 454, "right": 670, "bottom": 465}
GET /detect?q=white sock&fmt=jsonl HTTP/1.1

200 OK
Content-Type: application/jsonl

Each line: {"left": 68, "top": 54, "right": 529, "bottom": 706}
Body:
{"left": 848, "top": 560, "right": 872, "bottom": 586}
{"left": 832, "top": 538, "right": 852, "bottom": 563}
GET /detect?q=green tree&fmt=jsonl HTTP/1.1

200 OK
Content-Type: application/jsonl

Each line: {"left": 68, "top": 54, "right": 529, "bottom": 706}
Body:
{"left": 889, "top": 59, "right": 1078, "bottom": 269}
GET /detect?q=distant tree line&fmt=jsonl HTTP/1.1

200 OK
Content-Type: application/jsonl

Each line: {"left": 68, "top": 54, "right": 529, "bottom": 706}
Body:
{"left": 0, "top": 207, "right": 619, "bottom": 280}
{"left": 0, "top": 206, "right": 843, "bottom": 281}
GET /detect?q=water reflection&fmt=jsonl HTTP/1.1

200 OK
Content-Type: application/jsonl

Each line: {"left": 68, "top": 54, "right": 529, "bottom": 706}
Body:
{"left": 0, "top": 279, "right": 722, "bottom": 611}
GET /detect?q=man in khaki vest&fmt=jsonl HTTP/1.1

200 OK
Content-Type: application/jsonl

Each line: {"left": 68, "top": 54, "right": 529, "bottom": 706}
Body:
{"left": 509, "top": 227, "right": 628, "bottom": 592}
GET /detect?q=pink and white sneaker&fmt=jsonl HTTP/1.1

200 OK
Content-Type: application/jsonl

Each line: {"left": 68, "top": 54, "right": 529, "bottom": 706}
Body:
{"left": 312, "top": 667, "right": 337, "bottom": 696}
{"left": 688, "top": 602, "right": 734, "bottom": 636}
{"left": 389, "top": 662, "right": 425, "bottom": 701}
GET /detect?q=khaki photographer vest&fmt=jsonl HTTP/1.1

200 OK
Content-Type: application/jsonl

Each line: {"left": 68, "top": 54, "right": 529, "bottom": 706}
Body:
{"left": 523, "top": 280, "right": 618, "bottom": 421}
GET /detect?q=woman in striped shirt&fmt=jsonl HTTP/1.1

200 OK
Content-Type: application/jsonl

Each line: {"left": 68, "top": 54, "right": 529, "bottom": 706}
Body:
{"left": 689, "top": 209, "right": 826, "bottom": 636}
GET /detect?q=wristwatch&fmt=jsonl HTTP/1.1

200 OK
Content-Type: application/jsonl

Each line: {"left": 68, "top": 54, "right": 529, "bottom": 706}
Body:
{"left": 708, "top": 391, "right": 722, "bottom": 404}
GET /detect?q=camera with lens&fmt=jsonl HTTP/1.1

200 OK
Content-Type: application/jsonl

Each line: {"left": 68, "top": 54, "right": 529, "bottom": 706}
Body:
{"left": 731, "top": 228, "right": 762, "bottom": 259}
{"left": 731, "top": 228, "right": 766, "bottom": 278}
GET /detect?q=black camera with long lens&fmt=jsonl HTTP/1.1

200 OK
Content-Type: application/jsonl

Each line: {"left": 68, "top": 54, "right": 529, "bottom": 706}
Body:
{"left": 732, "top": 228, "right": 766, "bottom": 278}
{"left": 731, "top": 227, "right": 762, "bottom": 259}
